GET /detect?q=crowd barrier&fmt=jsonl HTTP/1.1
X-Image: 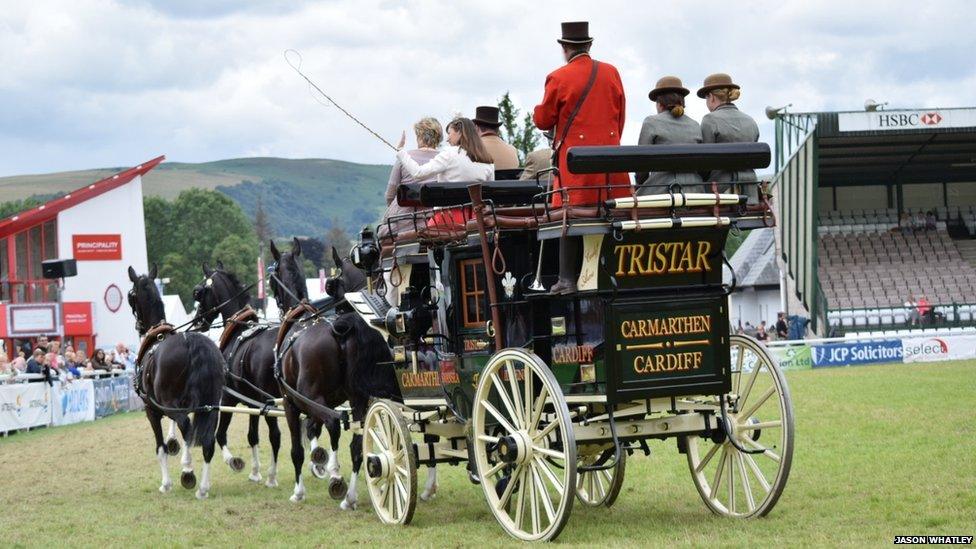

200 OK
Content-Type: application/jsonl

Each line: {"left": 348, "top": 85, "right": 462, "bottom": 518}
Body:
{"left": 0, "top": 371, "right": 142, "bottom": 435}
{"left": 767, "top": 332, "right": 976, "bottom": 370}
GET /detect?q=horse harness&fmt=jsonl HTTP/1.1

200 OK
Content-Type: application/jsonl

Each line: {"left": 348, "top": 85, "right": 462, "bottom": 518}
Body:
{"left": 217, "top": 306, "right": 280, "bottom": 413}
{"left": 133, "top": 323, "right": 219, "bottom": 415}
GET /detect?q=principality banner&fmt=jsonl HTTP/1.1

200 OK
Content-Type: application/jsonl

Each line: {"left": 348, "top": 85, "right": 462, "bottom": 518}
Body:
{"left": 51, "top": 380, "right": 95, "bottom": 426}
{"left": 0, "top": 382, "right": 52, "bottom": 432}
{"left": 902, "top": 335, "right": 976, "bottom": 363}
{"left": 768, "top": 344, "right": 813, "bottom": 370}
{"left": 811, "top": 339, "right": 903, "bottom": 368}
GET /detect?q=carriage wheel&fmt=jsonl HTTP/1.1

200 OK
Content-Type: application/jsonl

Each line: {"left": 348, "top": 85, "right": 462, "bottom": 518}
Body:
{"left": 472, "top": 348, "right": 577, "bottom": 542}
{"left": 684, "top": 335, "right": 794, "bottom": 517}
{"left": 575, "top": 448, "right": 626, "bottom": 507}
{"left": 363, "top": 399, "right": 417, "bottom": 525}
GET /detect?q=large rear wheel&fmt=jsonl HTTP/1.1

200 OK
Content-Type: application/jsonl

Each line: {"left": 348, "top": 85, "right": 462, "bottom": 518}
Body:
{"left": 363, "top": 399, "right": 417, "bottom": 525}
{"left": 471, "top": 348, "right": 577, "bottom": 542}
{"left": 685, "top": 335, "right": 794, "bottom": 517}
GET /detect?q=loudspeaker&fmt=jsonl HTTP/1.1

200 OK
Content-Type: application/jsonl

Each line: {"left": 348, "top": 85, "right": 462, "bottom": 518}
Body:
{"left": 42, "top": 259, "right": 78, "bottom": 279}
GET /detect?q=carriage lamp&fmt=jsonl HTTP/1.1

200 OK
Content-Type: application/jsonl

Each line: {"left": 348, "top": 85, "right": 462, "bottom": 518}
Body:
{"left": 352, "top": 226, "right": 380, "bottom": 274}
{"left": 551, "top": 317, "right": 567, "bottom": 336}
{"left": 580, "top": 363, "right": 596, "bottom": 383}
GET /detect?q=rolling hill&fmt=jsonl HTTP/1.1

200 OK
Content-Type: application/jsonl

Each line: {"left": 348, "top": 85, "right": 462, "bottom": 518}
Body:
{"left": 0, "top": 157, "right": 393, "bottom": 237}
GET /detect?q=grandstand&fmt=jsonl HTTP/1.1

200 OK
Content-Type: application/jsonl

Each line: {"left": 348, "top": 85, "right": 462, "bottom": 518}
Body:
{"left": 770, "top": 106, "right": 976, "bottom": 336}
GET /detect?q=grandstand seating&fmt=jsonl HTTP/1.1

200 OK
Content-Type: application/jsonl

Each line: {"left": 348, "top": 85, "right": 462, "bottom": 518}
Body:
{"left": 818, "top": 222, "right": 976, "bottom": 330}
{"left": 820, "top": 206, "right": 976, "bottom": 236}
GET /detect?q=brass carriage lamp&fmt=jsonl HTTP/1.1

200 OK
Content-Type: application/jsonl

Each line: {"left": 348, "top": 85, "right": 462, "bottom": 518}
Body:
{"left": 352, "top": 226, "right": 380, "bottom": 276}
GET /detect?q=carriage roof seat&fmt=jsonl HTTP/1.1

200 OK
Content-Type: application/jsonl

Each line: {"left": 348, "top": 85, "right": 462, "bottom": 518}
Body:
{"left": 565, "top": 142, "right": 770, "bottom": 174}
{"left": 397, "top": 180, "right": 545, "bottom": 208}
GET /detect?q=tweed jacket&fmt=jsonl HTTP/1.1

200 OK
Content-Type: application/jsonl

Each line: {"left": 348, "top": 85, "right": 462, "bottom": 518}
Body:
{"left": 480, "top": 134, "right": 520, "bottom": 170}
{"left": 635, "top": 112, "right": 704, "bottom": 194}
{"left": 701, "top": 103, "right": 760, "bottom": 183}
{"left": 519, "top": 148, "right": 553, "bottom": 184}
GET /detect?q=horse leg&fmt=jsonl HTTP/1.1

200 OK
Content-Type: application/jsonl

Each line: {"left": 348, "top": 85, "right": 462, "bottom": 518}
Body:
{"left": 177, "top": 416, "right": 197, "bottom": 490}
{"left": 419, "top": 434, "right": 438, "bottom": 501}
{"left": 216, "top": 404, "right": 244, "bottom": 473}
{"left": 146, "top": 407, "right": 171, "bottom": 493}
{"left": 197, "top": 411, "right": 217, "bottom": 500}
{"left": 339, "top": 431, "right": 361, "bottom": 511}
{"left": 247, "top": 414, "right": 262, "bottom": 482}
{"left": 165, "top": 418, "right": 181, "bottom": 456}
{"left": 305, "top": 419, "right": 328, "bottom": 479}
{"left": 264, "top": 415, "right": 281, "bottom": 488}
{"left": 322, "top": 418, "right": 346, "bottom": 500}
{"left": 284, "top": 400, "right": 306, "bottom": 503}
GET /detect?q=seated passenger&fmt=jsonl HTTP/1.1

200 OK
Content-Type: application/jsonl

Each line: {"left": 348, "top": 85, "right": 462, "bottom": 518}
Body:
{"left": 698, "top": 73, "right": 760, "bottom": 187}
{"left": 378, "top": 117, "right": 442, "bottom": 239}
{"left": 395, "top": 117, "right": 494, "bottom": 228}
{"left": 473, "top": 106, "right": 519, "bottom": 170}
{"left": 635, "top": 76, "right": 704, "bottom": 195}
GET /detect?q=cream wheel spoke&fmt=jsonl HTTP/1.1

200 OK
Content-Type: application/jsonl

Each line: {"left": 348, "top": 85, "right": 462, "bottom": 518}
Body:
{"left": 739, "top": 385, "right": 776, "bottom": 420}
{"left": 505, "top": 360, "right": 525, "bottom": 427}
{"left": 483, "top": 460, "right": 507, "bottom": 479}
{"left": 532, "top": 445, "right": 564, "bottom": 461}
{"left": 514, "top": 466, "right": 527, "bottom": 530}
{"left": 737, "top": 452, "right": 756, "bottom": 513}
{"left": 478, "top": 434, "right": 500, "bottom": 444}
{"left": 743, "top": 437, "right": 781, "bottom": 463}
{"left": 709, "top": 445, "right": 728, "bottom": 500}
{"left": 532, "top": 419, "right": 559, "bottom": 442}
{"left": 531, "top": 464, "right": 556, "bottom": 524}
{"left": 749, "top": 420, "right": 782, "bottom": 431}
{"left": 532, "top": 455, "right": 564, "bottom": 497}
{"left": 695, "top": 440, "right": 721, "bottom": 473}
{"left": 496, "top": 463, "right": 523, "bottom": 510}
{"left": 482, "top": 400, "right": 518, "bottom": 435}
{"left": 523, "top": 364, "right": 534, "bottom": 425}
{"left": 528, "top": 465, "right": 540, "bottom": 535}
{"left": 490, "top": 372, "right": 523, "bottom": 430}
{"left": 727, "top": 449, "right": 735, "bottom": 513}
{"left": 529, "top": 385, "right": 549, "bottom": 433}
{"left": 738, "top": 357, "right": 764, "bottom": 408}
{"left": 367, "top": 428, "right": 386, "bottom": 452}
{"left": 743, "top": 452, "right": 771, "bottom": 492}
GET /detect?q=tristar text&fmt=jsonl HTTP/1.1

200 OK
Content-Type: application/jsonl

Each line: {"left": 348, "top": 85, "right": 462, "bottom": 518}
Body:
{"left": 613, "top": 241, "right": 713, "bottom": 277}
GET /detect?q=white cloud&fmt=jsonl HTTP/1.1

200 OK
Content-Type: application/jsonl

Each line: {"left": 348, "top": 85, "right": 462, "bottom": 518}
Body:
{"left": 0, "top": 0, "right": 974, "bottom": 174}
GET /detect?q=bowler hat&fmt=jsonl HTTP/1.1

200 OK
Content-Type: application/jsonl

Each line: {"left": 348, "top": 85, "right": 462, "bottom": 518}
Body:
{"left": 648, "top": 76, "right": 690, "bottom": 101}
{"left": 697, "top": 73, "right": 740, "bottom": 98}
{"left": 557, "top": 21, "right": 593, "bottom": 45}
{"left": 473, "top": 106, "right": 502, "bottom": 128}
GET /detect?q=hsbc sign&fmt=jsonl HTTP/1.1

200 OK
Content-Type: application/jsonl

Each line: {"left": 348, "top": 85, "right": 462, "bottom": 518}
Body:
{"left": 838, "top": 108, "right": 976, "bottom": 132}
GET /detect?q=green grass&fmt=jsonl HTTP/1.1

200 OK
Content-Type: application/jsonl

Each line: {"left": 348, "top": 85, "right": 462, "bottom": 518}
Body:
{"left": 1, "top": 360, "right": 974, "bottom": 547}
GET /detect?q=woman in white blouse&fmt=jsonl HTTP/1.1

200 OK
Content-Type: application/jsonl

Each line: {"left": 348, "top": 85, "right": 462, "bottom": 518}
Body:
{"left": 395, "top": 117, "right": 494, "bottom": 228}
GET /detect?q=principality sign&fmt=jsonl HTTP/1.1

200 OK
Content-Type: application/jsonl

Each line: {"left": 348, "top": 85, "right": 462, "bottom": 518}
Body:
{"left": 73, "top": 234, "right": 123, "bottom": 260}
{"left": 838, "top": 108, "right": 976, "bottom": 132}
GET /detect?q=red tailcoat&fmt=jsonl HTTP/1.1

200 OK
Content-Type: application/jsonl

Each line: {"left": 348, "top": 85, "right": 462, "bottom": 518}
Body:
{"left": 533, "top": 54, "right": 630, "bottom": 207}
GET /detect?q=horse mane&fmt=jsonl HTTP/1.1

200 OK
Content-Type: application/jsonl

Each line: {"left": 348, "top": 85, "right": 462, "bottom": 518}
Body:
{"left": 143, "top": 276, "right": 166, "bottom": 328}
{"left": 332, "top": 313, "right": 401, "bottom": 403}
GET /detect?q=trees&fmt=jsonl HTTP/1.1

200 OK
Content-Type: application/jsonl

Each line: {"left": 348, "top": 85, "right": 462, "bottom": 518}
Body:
{"left": 144, "top": 189, "right": 259, "bottom": 308}
{"left": 497, "top": 91, "right": 541, "bottom": 164}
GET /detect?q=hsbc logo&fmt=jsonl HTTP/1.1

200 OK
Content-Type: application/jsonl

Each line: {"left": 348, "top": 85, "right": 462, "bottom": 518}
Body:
{"left": 920, "top": 112, "right": 943, "bottom": 125}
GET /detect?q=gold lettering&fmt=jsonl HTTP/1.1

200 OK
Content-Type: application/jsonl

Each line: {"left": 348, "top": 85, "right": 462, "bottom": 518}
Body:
{"left": 628, "top": 245, "right": 646, "bottom": 275}
{"left": 694, "top": 241, "right": 712, "bottom": 273}
{"left": 614, "top": 245, "right": 629, "bottom": 276}
{"left": 653, "top": 242, "right": 668, "bottom": 273}
{"left": 678, "top": 243, "right": 695, "bottom": 272}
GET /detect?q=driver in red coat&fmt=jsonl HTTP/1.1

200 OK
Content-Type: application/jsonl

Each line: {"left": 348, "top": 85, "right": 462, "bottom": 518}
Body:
{"left": 533, "top": 21, "right": 631, "bottom": 294}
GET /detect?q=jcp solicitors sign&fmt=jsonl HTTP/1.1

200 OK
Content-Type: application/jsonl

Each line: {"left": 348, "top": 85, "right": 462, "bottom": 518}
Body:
{"left": 73, "top": 234, "right": 122, "bottom": 260}
{"left": 902, "top": 335, "right": 976, "bottom": 363}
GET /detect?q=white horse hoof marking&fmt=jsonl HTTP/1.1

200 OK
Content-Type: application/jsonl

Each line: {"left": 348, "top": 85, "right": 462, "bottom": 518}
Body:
{"left": 289, "top": 493, "right": 305, "bottom": 503}
{"left": 265, "top": 478, "right": 279, "bottom": 488}
{"left": 339, "top": 498, "right": 357, "bottom": 511}
{"left": 159, "top": 483, "right": 172, "bottom": 494}
{"left": 420, "top": 487, "right": 437, "bottom": 502}
{"left": 248, "top": 472, "right": 263, "bottom": 483}
{"left": 195, "top": 490, "right": 209, "bottom": 500}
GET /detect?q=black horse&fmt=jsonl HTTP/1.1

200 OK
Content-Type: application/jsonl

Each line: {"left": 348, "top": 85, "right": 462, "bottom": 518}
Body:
{"left": 128, "top": 265, "right": 224, "bottom": 499}
{"left": 270, "top": 239, "right": 401, "bottom": 509}
{"left": 192, "top": 262, "right": 285, "bottom": 487}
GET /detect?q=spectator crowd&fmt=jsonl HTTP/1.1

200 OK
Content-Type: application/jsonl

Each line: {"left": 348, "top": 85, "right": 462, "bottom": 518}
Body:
{"left": 0, "top": 337, "right": 135, "bottom": 383}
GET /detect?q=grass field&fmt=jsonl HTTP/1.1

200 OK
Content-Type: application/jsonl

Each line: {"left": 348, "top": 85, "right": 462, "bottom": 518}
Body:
{"left": 1, "top": 360, "right": 973, "bottom": 547}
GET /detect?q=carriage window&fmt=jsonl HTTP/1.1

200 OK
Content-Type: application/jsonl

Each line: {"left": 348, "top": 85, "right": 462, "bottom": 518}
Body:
{"left": 459, "top": 259, "right": 486, "bottom": 328}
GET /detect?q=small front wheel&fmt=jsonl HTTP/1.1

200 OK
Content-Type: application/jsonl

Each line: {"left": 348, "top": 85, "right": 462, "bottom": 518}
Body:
{"left": 363, "top": 399, "right": 417, "bottom": 525}
{"left": 576, "top": 448, "right": 626, "bottom": 507}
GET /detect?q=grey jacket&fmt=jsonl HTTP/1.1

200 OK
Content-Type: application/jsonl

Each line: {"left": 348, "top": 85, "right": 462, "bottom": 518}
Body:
{"left": 701, "top": 104, "right": 760, "bottom": 183}
{"left": 635, "top": 112, "right": 703, "bottom": 194}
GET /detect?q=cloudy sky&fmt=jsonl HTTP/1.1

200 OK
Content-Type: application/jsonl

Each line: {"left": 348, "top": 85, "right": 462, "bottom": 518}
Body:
{"left": 1, "top": 0, "right": 974, "bottom": 175}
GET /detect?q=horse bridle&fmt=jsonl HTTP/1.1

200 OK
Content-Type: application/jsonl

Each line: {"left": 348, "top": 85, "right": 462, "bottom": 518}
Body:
{"left": 267, "top": 260, "right": 306, "bottom": 312}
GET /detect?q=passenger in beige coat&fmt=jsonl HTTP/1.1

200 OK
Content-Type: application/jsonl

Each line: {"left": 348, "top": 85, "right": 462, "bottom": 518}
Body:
{"left": 519, "top": 148, "right": 553, "bottom": 183}
{"left": 473, "top": 106, "right": 519, "bottom": 170}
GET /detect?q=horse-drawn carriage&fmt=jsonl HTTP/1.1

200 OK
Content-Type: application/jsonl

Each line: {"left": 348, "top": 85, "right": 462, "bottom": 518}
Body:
{"left": 331, "top": 142, "right": 794, "bottom": 541}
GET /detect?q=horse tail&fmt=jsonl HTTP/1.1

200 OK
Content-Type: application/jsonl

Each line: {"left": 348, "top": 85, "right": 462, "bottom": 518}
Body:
{"left": 332, "top": 313, "right": 402, "bottom": 403}
{"left": 184, "top": 332, "right": 225, "bottom": 446}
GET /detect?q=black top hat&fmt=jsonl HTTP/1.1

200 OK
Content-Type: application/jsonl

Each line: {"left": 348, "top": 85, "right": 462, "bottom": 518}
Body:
{"left": 558, "top": 21, "right": 592, "bottom": 45}
{"left": 473, "top": 106, "right": 502, "bottom": 128}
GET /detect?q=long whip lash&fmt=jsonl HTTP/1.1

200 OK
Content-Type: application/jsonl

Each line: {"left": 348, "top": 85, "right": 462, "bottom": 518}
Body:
{"left": 284, "top": 49, "right": 396, "bottom": 151}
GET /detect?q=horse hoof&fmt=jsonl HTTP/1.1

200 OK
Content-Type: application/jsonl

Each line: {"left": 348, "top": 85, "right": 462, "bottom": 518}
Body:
{"left": 310, "top": 447, "right": 328, "bottom": 465}
{"left": 420, "top": 487, "right": 437, "bottom": 502}
{"left": 289, "top": 493, "right": 305, "bottom": 503}
{"left": 180, "top": 471, "right": 197, "bottom": 490}
{"left": 339, "top": 498, "right": 357, "bottom": 511}
{"left": 165, "top": 438, "right": 181, "bottom": 456}
{"left": 328, "top": 477, "right": 348, "bottom": 500}
{"left": 309, "top": 462, "right": 328, "bottom": 480}
{"left": 265, "top": 478, "right": 279, "bottom": 488}
{"left": 249, "top": 472, "right": 263, "bottom": 483}
{"left": 159, "top": 483, "right": 172, "bottom": 494}
{"left": 228, "top": 457, "right": 246, "bottom": 472}
{"left": 195, "top": 489, "right": 209, "bottom": 500}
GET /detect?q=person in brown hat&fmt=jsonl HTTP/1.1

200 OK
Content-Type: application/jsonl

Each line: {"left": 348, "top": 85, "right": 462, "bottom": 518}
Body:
{"left": 635, "top": 76, "right": 703, "bottom": 194}
{"left": 533, "top": 21, "right": 629, "bottom": 295}
{"left": 697, "top": 73, "right": 760, "bottom": 185}
{"left": 472, "top": 106, "right": 519, "bottom": 170}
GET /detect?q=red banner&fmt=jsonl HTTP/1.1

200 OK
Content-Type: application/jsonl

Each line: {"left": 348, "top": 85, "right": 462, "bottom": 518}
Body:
{"left": 62, "top": 302, "right": 94, "bottom": 336}
{"left": 73, "top": 234, "right": 122, "bottom": 260}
